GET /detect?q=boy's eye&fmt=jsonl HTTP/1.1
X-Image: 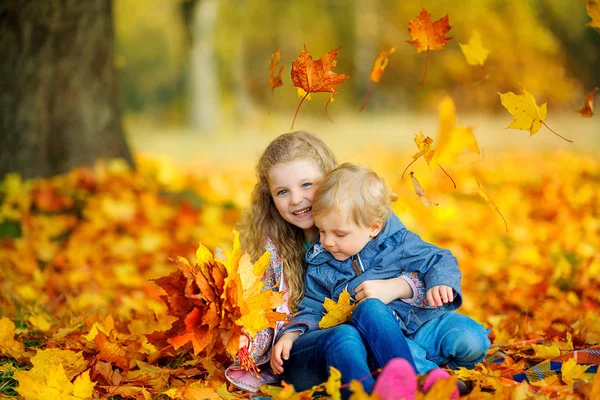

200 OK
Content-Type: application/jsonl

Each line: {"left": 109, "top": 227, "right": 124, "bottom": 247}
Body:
{"left": 335, "top": 233, "right": 347, "bottom": 237}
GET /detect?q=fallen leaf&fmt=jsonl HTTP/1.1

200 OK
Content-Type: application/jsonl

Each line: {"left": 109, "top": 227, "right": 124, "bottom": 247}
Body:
{"left": 561, "top": 358, "right": 591, "bottom": 385}
{"left": 290, "top": 45, "right": 350, "bottom": 128}
{"left": 410, "top": 172, "right": 438, "bottom": 207}
{"left": 325, "top": 367, "right": 342, "bottom": 400}
{"left": 532, "top": 342, "right": 561, "bottom": 359}
{"left": 0, "top": 317, "right": 27, "bottom": 360}
{"left": 319, "top": 288, "right": 357, "bottom": 329}
{"left": 578, "top": 87, "right": 599, "bottom": 117}
{"left": 406, "top": 8, "right": 453, "bottom": 86}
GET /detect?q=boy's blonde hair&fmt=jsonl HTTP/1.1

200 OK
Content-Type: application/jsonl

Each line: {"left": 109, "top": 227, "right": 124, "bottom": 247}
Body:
{"left": 239, "top": 131, "right": 337, "bottom": 311}
{"left": 313, "top": 162, "right": 397, "bottom": 227}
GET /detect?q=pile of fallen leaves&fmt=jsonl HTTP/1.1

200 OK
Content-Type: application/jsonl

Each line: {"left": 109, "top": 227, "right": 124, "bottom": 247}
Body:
{"left": 1, "top": 147, "right": 599, "bottom": 399}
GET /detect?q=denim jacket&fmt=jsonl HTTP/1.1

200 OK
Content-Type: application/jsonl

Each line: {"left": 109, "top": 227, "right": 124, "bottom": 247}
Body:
{"left": 281, "top": 213, "right": 462, "bottom": 337}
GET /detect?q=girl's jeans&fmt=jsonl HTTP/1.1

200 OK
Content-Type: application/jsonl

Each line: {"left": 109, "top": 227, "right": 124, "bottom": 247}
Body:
{"left": 406, "top": 311, "right": 491, "bottom": 374}
{"left": 282, "top": 299, "right": 416, "bottom": 399}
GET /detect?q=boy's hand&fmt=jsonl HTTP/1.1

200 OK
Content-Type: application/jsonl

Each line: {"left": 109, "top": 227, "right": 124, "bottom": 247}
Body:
{"left": 354, "top": 277, "right": 413, "bottom": 304}
{"left": 270, "top": 331, "right": 300, "bottom": 375}
{"left": 426, "top": 285, "right": 454, "bottom": 307}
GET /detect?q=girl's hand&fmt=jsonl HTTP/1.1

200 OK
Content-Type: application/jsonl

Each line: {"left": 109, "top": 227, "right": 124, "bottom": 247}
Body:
{"left": 238, "top": 335, "right": 249, "bottom": 350}
{"left": 354, "top": 277, "right": 413, "bottom": 304}
{"left": 270, "top": 331, "right": 300, "bottom": 375}
{"left": 426, "top": 285, "right": 454, "bottom": 307}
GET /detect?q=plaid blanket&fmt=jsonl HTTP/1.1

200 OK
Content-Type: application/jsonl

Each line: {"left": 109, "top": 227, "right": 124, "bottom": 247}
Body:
{"left": 512, "top": 345, "right": 600, "bottom": 384}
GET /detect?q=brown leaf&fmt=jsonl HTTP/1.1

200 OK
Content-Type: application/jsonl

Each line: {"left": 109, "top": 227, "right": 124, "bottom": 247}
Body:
{"left": 578, "top": 87, "right": 599, "bottom": 117}
{"left": 410, "top": 172, "right": 438, "bottom": 207}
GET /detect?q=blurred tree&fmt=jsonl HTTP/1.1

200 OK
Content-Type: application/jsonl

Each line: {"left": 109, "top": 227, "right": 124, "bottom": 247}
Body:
{"left": 185, "top": 0, "right": 221, "bottom": 131}
{"left": 0, "top": 0, "right": 133, "bottom": 179}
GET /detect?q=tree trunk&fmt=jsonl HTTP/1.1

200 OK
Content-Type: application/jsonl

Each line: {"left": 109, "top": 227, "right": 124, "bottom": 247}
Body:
{"left": 0, "top": 0, "right": 133, "bottom": 180}
{"left": 189, "top": 0, "right": 220, "bottom": 131}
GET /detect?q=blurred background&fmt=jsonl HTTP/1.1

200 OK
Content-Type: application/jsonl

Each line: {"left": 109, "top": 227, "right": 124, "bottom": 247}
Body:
{"left": 114, "top": 0, "right": 600, "bottom": 168}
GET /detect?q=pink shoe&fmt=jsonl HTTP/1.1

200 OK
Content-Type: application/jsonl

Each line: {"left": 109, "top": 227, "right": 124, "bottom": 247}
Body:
{"left": 372, "top": 358, "right": 417, "bottom": 400}
{"left": 225, "top": 364, "right": 278, "bottom": 392}
{"left": 422, "top": 368, "right": 460, "bottom": 399}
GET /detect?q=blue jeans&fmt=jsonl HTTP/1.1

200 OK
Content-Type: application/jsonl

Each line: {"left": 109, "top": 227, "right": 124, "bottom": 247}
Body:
{"left": 282, "top": 299, "right": 415, "bottom": 399}
{"left": 407, "top": 311, "right": 491, "bottom": 374}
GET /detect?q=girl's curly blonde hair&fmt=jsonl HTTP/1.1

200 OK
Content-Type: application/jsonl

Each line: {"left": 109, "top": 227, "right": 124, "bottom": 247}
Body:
{"left": 238, "top": 131, "right": 337, "bottom": 311}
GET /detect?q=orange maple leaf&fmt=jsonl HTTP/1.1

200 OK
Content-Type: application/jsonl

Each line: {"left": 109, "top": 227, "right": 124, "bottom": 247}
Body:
{"left": 360, "top": 47, "right": 396, "bottom": 111}
{"left": 578, "top": 87, "right": 599, "bottom": 117}
{"left": 269, "top": 49, "right": 284, "bottom": 112}
{"left": 95, "top": 331, "right": 131, "bottom": 372}
{"left": 290, "top": 45, "right": 350, "bottom": 128}
{"left": 406, "top": 8, "right": 453, "bottom": 86}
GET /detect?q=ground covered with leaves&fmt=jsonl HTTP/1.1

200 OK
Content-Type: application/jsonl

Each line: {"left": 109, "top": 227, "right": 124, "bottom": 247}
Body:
{"left": 0, "top": 149, "right": 599, "bottom": 399}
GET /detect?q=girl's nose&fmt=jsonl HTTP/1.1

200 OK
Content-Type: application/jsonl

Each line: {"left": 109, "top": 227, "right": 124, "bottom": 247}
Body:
{"left": 290, "top": 191, "right": 303, "bottom": 205}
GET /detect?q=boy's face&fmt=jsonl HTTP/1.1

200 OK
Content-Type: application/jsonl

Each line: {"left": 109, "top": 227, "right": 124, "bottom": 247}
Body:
{"left": 315, "top": 208, "right": 382, "bottom": 261}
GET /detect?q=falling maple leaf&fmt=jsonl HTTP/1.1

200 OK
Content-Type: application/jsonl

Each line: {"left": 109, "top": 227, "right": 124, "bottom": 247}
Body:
{"left": 459, "top": 30, "right": 490, "bottom": 80}
{"left": 434, "top": 96, "right": 480, "bottom": 166}
{"left": 475, "top": 180, "right": 508, "bottom": 232}
{"left": 578, "top": 87, "right": 599, "bottom": 117}
{"left": 499, "top": 88, "right": 573, "bottom": 142}
{"left": 290, "top": 45, "right": 350, "bottom": 128}
{"left": 586, "top": 1, "right": 600, "bottom": 32}
{"left": 406, "top": 8, "right": 453, "bottom": 86}
{"left": 269, "top": 49, "right": 284, "bottom": 112}
{"left": 410, "top": 172, "right": 438, "bottom": 207}
{"left": 360, "top": 47, "right": 396, "bottom": 111}
{"left": 319, "top": 288, "right": 357, "bottom": 329}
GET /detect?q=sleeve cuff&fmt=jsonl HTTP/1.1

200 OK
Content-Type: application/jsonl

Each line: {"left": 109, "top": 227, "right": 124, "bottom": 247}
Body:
{"left": 399, "top": 274, "right": 418, "bottom": 305}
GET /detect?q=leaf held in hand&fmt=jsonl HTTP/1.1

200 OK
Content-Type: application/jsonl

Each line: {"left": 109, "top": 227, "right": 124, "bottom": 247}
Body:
{"left": 319, "top": 289, "right": 356, "bottom": 329}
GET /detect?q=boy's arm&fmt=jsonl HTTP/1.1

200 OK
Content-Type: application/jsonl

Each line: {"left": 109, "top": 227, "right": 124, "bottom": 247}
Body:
{"left": 398, "top": 230, "right": 462, "bottom": 307}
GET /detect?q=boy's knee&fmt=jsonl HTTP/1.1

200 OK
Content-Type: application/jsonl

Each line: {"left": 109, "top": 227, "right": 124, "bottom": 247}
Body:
{"left": 447, "top": 325, "right": 491, "bottom": 366}
{"left": 352, "top": 298, "right": 387, "bottom": 321}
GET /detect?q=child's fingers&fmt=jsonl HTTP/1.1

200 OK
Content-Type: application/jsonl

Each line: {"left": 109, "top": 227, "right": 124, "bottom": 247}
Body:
{"left": 445, "top": 286, "right": 453, "bottom": 302}
{"left": 427, "top": 290, "right": 436, "bottom": 307}
{"left": 440, "top": 287, "right": 449, "bottom": 303}
{"left": 431, "top": 288, "right": 443, "bottom": 306}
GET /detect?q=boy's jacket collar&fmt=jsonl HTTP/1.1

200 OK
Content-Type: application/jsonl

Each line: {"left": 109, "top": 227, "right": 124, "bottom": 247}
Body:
{"left": 306, "top": 213, "right": 406, "bottom": 265}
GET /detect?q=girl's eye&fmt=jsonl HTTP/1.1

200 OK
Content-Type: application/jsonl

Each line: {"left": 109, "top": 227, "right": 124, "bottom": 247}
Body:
{"left": 277, "top": 189, "right": 288, "bottom": 196}
{"left": 302, "top": 182, "right": 313, "bottom": 188}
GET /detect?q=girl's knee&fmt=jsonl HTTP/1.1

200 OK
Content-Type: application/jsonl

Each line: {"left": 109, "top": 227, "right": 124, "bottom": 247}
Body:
{"left": 324, "top": 325, "right": 362, "bottom": 348}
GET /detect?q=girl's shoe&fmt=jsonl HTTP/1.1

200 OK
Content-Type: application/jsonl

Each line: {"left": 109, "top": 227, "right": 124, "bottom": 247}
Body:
{"left": 421, "top": 368, "right": 460, "bottom": 398}
{"left": 372, "top": 358, "right": 417, "bottom": 400}
{"left": 225, "top": 364, "right": 278, "bottom": 392}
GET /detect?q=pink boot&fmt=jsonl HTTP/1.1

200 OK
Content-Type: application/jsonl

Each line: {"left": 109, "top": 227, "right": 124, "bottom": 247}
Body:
{"left": 422, "top": 368, "right": 460, "bottom": 398}
{"left": 372, "top": 358, "right": 417, "bottom": 400}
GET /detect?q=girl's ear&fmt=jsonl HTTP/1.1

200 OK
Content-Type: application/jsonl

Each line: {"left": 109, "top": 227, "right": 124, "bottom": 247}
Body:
{"left": 369, "top": 220, "right": 383, "bottom": 238}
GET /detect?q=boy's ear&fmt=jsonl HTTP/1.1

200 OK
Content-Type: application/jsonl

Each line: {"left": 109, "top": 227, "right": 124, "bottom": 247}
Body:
{"left": 369, "top": 220, "right": 383, "bottom": 237}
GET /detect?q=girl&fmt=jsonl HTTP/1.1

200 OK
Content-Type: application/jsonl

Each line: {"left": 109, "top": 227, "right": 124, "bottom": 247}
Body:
{"left": 226, "top": 131, "right": 448, "bottom": 399}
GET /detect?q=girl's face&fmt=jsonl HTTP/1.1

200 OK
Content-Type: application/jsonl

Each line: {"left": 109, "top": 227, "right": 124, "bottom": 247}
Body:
{"left": 268, "top": 159, "right": 324, "bottom": 236}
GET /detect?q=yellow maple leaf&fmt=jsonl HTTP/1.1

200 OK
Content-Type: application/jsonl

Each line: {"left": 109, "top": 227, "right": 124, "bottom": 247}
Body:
{"left": 586, "top": 1, "right": 600, "bottom": 32}
{"left": 319, "top": 289, "right": 357, "bottom": 329}
{"left": 424, "top": 374, "right": 458, "bottom": 399}
{"left": 15, "top": 362, "right": 95, "bottom": 400}
{"left": 459, "top": 30, "right": 489, "bottom": 66}
{"left": 532, "top": 342, "right": 561, "bottom": 359}
{"left": 561, "top": 358, "right": 591, "bottom": 385}
{"left": 498, "top": 88, "right": 547, "bottom": 136}
{"left": 348, "top": 380, "right": 377, "bottom": 399}
{"left": 0, "top": 317, "right": 27, "bottom": 360}
{"left": 591, "top": 369, "right": 600, "bottom": 398}
{"left": 412, "top": 132, "right": 436, "bottom": 164}
{"left": 433, "top": 96, "right": 480, "bottom": 165}
{"left": 325, "top": 367, "right": 342, "bottom": 400}
{"left": 84, "top": 314, "right": 115, "bottom": 342}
